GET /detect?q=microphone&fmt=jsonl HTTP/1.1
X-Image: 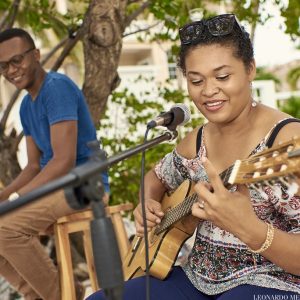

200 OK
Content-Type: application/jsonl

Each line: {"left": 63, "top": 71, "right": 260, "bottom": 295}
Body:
{"left": 147, "top": 104, "right": 190, "bottom": 129}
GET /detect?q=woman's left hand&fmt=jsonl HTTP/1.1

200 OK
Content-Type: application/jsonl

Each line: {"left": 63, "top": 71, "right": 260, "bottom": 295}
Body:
{"left": 191, "top": 157, "right": 261, "bottom": 238}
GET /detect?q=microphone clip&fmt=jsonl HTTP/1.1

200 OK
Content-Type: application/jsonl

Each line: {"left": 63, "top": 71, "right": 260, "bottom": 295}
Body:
{"left": 64, "top": 140, "right": 107, "bottom": 210}
{"left": 167, "top": 129, "right": 178, "bottom": 141}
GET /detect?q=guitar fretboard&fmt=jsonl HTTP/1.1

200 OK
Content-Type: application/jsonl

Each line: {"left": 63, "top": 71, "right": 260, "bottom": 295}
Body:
{"left": 154, "top": 164, "right": 235, "bottom": 235}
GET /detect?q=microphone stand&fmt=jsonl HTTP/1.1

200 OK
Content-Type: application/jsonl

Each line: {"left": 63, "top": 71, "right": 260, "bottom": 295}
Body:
{"left": 0, "top": 130, "right": 178, "bottom": 300}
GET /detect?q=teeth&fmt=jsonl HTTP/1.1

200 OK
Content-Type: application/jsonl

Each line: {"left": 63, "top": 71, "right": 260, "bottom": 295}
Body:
{"left": 11, "top": 76, "right": 22, "bottom": 82}
{"left": 206, "top": 101, "right": 222, "bottom": 107}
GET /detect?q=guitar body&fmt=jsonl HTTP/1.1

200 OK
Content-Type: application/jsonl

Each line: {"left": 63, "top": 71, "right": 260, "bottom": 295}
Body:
{"left": 123, "top": 180, "right": 197, "bottom": 280}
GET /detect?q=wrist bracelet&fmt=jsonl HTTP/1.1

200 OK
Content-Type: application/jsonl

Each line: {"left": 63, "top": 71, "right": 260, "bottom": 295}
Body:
{"left": 8, "top": 192, "right": 19, "bottom": 201}
{"left": 249, "top": 223, "right": 274, "bottom": 254}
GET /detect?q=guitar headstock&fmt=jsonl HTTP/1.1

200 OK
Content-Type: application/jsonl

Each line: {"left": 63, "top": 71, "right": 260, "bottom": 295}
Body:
{"left": 228, "top": 137, "right": 300, "bottom": 192}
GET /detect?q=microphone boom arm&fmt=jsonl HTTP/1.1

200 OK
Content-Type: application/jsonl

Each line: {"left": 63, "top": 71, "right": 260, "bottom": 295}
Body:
{"left": 0, "top": 130, "right": 177, "bottom": 216}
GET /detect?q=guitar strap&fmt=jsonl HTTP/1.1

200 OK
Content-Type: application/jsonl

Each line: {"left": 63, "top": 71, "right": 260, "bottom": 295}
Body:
{"left": 196, "top": 118, "right": 300, "bottom": 153}
{"left": 266, "top": 118, "right": 300, "bottom": 148}
{"left": 196, "top": 126, "right": 204, "bottom": 154}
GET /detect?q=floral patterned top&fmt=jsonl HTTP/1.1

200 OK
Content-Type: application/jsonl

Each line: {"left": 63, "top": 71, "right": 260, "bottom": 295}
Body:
{"left": 154, "top": 119, "right": 300, "bottom": 295}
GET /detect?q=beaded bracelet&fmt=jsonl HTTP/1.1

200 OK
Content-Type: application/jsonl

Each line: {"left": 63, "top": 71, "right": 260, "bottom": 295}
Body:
{"left": 249, "top": 223, "right": 275, "bottom": 254}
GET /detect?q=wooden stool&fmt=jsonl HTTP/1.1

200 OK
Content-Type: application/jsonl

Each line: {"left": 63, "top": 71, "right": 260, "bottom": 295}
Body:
{"left": 53, "top": 203, "right": 133, "bottom": 300}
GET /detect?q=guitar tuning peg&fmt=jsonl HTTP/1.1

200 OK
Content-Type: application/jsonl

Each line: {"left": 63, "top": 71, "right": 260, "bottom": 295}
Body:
{"left": 272, "top": 184, "right": 282, "bottom": 199}
{"left": 268, "top": 179, "right": 282, "bottom": 199}
{"left": 264, "top": 181, "right": 272, "bottom": 188}
{"left": 267, "top": 179, "right": 276, "bottom": 186}
{"left": 252, "top": 183, "right": 269, "bottom": 200}
{"left": 260, "top": 189, "right": 269, "bottom": 200}
{"left": 253, "top": 182, "right": 262, "bottom": 189}
{"left": 276, "top": 178, "right": 288, "bottom": 190}
{"left": 287, "top": 145, "right": 294, "bottom": 153}
{"left": 280, "top": 176, "right": 289, "bottom": 183}
{"left": 287, "top": 182, "right": 299, "bottom": 198}
{"left": 253, "top": 171, "right": 261, "bottom": 178}
{"left": 280, "top": 164, "right": 288, "bottom": 172}
{"left": 249, "top": 184, "right": 260, "bottom": 195}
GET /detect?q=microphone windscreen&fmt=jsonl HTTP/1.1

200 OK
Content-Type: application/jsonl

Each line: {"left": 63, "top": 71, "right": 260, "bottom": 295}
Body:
{"left": 171, "top": 103, "right": 191, "bottom": 126}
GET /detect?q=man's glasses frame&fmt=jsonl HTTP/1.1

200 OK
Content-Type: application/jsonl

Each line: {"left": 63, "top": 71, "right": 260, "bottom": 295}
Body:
{"left": 179, "top": 14, "right": 243, "bottom": 45}
{"left": 0, "top": 47, "right": 35, "bottom": 74}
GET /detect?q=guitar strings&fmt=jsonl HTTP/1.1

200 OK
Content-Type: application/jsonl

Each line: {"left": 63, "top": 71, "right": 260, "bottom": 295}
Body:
{"left": 155, "top": 193, "right": 198, "bottom": 235}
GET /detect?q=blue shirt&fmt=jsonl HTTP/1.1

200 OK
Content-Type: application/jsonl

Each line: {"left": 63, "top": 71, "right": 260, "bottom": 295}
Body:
{"left": 20, "top": 71, "right": 109, "bottom": 192}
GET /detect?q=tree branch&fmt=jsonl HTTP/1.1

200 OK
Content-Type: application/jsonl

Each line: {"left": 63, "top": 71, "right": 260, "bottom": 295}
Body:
{"left": 14, "top": 131, "right": 24, "bottom": 152}
{"left": 0, "top": 89, "right": 21, "bottom": 134}
{"left": 3, "top": 0, "right": 21, "bottom": 30}
{"left": 250, "top": 0, "right": 260, "bottom": 43}
{"left": 40, "top": 36, "right": 69, "bottom": 66}
{"left": 128, "top": 0, "right": 141, "bottom": 4}
{"left": 123, "top": 21, "right": 161, "bottom": 37}
{"left": 0, "top": 10, "right": 9, "bottom": 31}
{"left": 125, "top": 1, "right": 151, "bottom": 27}
{"left": 51, "top": 29, "right": 83, "bottom": 71}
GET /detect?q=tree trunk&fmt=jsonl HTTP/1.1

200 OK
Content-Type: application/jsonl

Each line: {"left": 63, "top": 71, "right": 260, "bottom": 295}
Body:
{"left": 82, "top": 0, "right": 127, "bottom": 125}
{"left": 0, "top": 133, "right": 21, "bottom": 188}
{"left": 250, "top": 0, "right": 260, "bottom": 44}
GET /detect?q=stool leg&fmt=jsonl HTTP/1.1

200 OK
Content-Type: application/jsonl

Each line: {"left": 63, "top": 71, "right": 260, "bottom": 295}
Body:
{"left": 110, "top": 213, "right": 130, "bottom": 259}
{"left": 54, "top": 224, "right": 76, "bottom": 300}
{"left": 83, "top": 229, "right": 99, "bottom": 291}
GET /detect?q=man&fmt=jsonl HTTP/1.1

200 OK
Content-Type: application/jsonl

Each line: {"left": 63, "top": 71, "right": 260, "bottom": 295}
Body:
{"left": 0, "top": 28, "right": 109, "bottom": 300}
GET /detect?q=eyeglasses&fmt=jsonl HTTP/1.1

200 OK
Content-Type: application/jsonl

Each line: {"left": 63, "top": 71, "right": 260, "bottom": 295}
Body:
{"left": 179, "top": 14, "right": 243, "bottom": 45}
{"left": 0, "top": 48, "right": 35, "bottom": 74}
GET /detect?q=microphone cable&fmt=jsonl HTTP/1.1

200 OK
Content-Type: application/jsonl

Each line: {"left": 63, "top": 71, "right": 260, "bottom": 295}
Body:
{"left": 140, "top": 126, "right": 151, "bottom": 300}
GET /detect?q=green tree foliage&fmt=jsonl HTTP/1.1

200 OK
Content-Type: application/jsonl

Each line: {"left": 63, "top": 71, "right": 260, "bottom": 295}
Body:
{"left": 287, "top": 67, "right": 300, "bottom": 90}
{"left": 99, "top": 77, "right": 203, "bottom": 205}
{"left": 255, "top": 66, "right": 281, "bottom": 89}
{"left": 280, "top": 0, "right": 300, "bottom": 39}
{"left": 278, "top": 96, "right": 300, "bottom": 118}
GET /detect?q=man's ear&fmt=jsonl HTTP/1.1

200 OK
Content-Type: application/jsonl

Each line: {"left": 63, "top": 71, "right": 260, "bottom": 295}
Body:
{"left": 33, "top": 48, "right": 41, "bottom": 62}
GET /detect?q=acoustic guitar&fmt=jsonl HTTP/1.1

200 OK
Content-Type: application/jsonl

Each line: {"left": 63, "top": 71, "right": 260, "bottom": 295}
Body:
{"left": 123, "top": 137, "right": 300, "bottom": 280}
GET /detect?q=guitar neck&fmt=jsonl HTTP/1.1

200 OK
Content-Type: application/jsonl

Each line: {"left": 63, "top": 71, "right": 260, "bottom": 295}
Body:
{"left": 154, "top": 192, "right": 198, "bottom": 234}
{"left": 155, "top": 165, "right": 234, "bottom": 235}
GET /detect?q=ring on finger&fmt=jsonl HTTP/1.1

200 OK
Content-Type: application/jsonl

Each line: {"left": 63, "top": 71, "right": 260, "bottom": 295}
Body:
{"left": 198, "top": 200, "right": 205, "bottom": 209}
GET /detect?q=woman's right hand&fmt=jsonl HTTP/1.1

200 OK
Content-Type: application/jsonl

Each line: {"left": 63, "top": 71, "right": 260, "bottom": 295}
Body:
{"left": 133, "top": 199, "right": 164, "bottom": 237}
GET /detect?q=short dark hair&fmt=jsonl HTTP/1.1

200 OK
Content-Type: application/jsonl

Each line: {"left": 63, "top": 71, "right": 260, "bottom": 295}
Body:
{"left": 0, "top": 28, "right": 36, "bottom": 48}
{"left": 177, "top": 16, "right": 254, "bottom": 76}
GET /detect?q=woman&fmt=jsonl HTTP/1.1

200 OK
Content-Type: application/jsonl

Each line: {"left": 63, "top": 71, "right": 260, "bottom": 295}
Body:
{"left": 88, "top": 14, "right": 300, "bottom": 300}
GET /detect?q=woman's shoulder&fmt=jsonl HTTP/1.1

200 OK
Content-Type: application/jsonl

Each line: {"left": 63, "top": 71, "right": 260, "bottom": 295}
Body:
{"left": 257, "top": 104, "right": 300, "bottom": 145}
{"left": 272, "top": 118, "right": 300, "bottom": 145}
{"left": 176, "top": 126, "right": 202, "bottom": 159}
